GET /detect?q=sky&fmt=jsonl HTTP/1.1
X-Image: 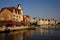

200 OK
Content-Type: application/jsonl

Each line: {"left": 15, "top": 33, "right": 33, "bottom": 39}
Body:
{"left": 0, "top": 0, "right": 60, "bottom": 22}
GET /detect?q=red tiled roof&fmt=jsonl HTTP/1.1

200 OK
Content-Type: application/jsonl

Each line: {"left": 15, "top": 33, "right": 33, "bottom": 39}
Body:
{"left": 23, "top": 15, "right": 30, "bottom": 18}
{"left": 0, "top": 7, "right": 21, "bottom": 14}
{"left": 0, "top": 7, "right": 15, "bottom": 13}
{"left": 6, "top": 7, "right": 15, "bottom": 12}
{"left": 23, "top": 15, "right": 30, "bottom": 21}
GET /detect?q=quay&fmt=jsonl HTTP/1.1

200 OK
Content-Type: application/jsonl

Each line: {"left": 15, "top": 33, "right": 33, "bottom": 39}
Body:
{"left": 0, "top": 26, "right": 35, "bottom": 32}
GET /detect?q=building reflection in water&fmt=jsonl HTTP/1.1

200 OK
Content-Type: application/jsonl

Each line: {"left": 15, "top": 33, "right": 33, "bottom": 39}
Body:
{"left": 5, "top": 31, "right": 23, "bottom": 40}
{"left": 0, "top": 30, "right": 30, "bottom": 40}
{"left": 0, "top": 26, "right": 60, "bottom": 40}
{"left": 23, "top": 30, "right": 30, "bottom": 40}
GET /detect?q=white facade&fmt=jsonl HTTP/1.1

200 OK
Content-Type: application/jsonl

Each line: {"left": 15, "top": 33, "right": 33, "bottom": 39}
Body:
{"left": 30, "top": 19, "right": 36, "bottom": 23}
{"left": 37, "top": 19, "right": 48, "bottom": 25}
{"left": 30, "top": 17, "right": 57, "bottom": 25}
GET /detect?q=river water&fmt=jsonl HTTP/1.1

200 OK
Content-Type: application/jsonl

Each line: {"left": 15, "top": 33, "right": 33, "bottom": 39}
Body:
{"left": 0, "top": 26, "right": 60, "bottom": 40}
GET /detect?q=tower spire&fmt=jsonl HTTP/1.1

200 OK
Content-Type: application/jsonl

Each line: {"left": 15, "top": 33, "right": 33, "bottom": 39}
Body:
{"left": 17, "top": 3, "right": 22, "bottom": 9}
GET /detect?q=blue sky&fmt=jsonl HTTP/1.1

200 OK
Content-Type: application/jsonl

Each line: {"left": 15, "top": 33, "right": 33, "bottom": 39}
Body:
{"left": 0, "top": 0, "right": 60, "bottom": 21}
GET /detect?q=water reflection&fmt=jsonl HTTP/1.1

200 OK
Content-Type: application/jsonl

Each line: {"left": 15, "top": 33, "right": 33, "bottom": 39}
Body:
{"left": 0, "top": 31, "right": 23, "bottom": 40}
{"left": 23, "top": 30, "right": 30, "bottom": 40}
{"left": 0, "top": 26, "right": 60, "bottom": 40}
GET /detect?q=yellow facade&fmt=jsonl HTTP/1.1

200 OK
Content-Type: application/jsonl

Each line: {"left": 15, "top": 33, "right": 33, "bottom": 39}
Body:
{"left": 0, "top": 4, "right": 23, "bottom": 22}
{"left": 0, "top": 9, "right": 12, "bottom": 21}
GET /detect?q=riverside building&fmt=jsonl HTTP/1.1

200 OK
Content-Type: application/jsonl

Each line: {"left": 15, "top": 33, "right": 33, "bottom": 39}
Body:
{"left": 0, "top": 4, "right": 23, "bottom": 26}
{"left": 30, "top": 17, "right": 57, "bottom": 26}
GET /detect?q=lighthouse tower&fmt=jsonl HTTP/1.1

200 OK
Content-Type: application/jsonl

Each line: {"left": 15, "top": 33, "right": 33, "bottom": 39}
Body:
{"left": 17, "top": 4, "right": 23, "bottom": 21}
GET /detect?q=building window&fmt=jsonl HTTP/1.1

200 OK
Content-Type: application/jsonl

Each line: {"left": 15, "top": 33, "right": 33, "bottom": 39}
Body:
{"left": 48, "top": 20, "right": 50, "bottom": 21}
{"left": 16, "top": 19, "right": 18, "bottom": 20}
{"left": 13, "top": 18, "right": 15, "bottom": 20}
{"left": 33, "top": 18, "right": 35, "bottom": 19}
{"left": 45, "top": 19, "right": 47, "bottom": 21}
{"left": 13, "top": 15, "right": 15, "bottom": 17}
{"left": 42, "top": 19, "right": 44, "bottom": 21}
{"left": 16, "top": 16, "right": 18, "bottom": 17}
{"left": 19, "top": 17, "right": 20, "bottom": 18}
{"left": 15, "top": 13, "right": 17, "bottom": 14}
{"left": 39, "top": 19, "right": 40, "bottom": 20}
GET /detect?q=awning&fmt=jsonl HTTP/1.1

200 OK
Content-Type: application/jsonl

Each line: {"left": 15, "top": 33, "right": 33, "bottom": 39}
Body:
{"left": 7, "top": 21, "right": 16, "bottom": 25}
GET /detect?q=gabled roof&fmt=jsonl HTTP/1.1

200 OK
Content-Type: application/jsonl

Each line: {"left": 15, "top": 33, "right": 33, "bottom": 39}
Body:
{"left": 0, "top": 7, "right": 15, "bottom": 13}
{"left": 0, "top": 7, "right": 21, "bottom": 14}
{"left": 23, "top": 15, "right": 30, "bottom": 18}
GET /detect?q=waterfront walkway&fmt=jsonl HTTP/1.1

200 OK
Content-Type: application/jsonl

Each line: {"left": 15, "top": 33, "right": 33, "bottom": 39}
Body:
{"left": 0, "top": 26, "right": 35, "bottom": 32}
